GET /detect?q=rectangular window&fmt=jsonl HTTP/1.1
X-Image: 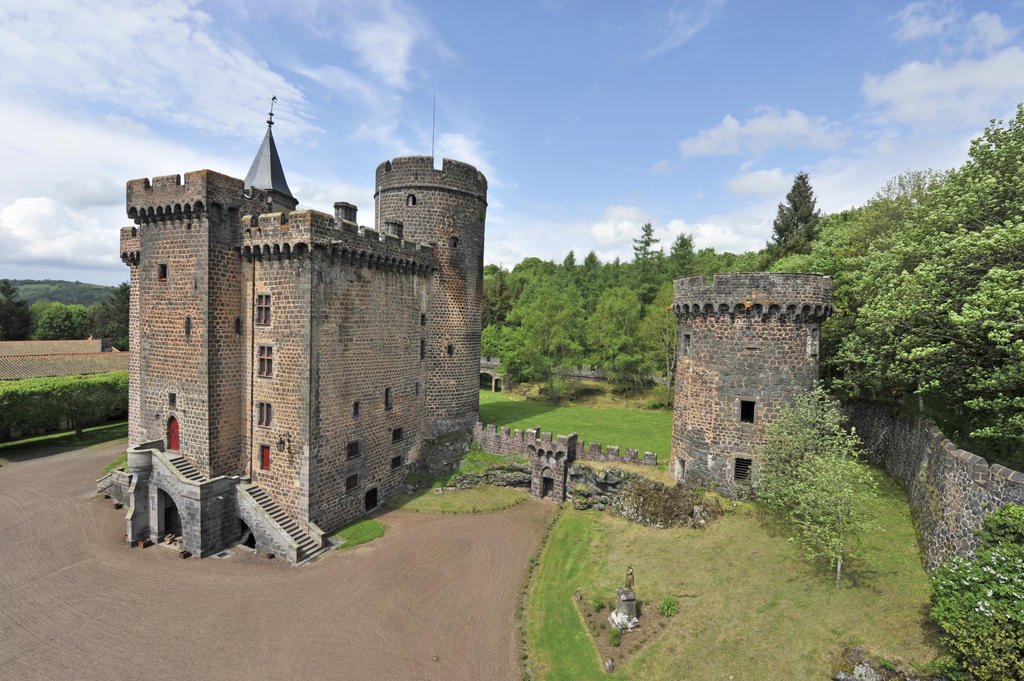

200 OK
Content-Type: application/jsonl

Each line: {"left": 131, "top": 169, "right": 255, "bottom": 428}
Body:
{"left": 257, "top": 402, "right": 272, "bottom": 427}
{"left": 391, "top": 455, "right": 404, "bottom": 470}
{"left": 346, "top": 441, "right": 360, "bottom": 459}
{"left": 346, "top": 474, "right": 358, "bottom": 491}
{"left": 260, "top": 444, "right": 271, "bottom": 470}
{"left": 807, "top": 328, "right": 819, "bottom": 358}
{"left": 256, "top": 294, "right": 272, "bottom": 326}
{"left": 258, "top": 346, "right": 273, "bottom": 377}
{"left": 158, "top": 263, "right": 167, "bottom": 280}
{"left": 168, "top": 392, "right": 176, "bottom": 408}
{"left": 682, "top": 334, "right": 691, "bottom": 354}
{"left": 420, "top": 338, "right": 426, "bottom": 359}
{"left": 740, "top": 400, "right": 756, "bottom": 423}
{"left": 352, "top": 401, "right": 360, "bottom": 417}
{"left": 734, "top": 457, "right": 752, "bottom": 482}
{"left": 420, "top": 313, "right": 426, "bottom": 326}
{"left": 384, "top": 387, "right": 393, "bottom": 410}
{"left": 415, "top": 381, "right": 421, "bottom": 396}
{"left": 392, "top": 427, "right": 403, "bottom": 443}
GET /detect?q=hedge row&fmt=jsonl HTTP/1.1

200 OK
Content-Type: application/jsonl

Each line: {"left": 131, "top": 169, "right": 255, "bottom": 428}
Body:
{"left": 0, "top": 371, "right": 128, "bottom": 439}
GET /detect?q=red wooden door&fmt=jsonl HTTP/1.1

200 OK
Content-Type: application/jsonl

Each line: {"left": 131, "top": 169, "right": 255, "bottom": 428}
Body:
{"left": 167, "top": 417, "right": 179, "bottom": 451}
{"left": 260, "top": 444, "right": 271, "bottom": 470}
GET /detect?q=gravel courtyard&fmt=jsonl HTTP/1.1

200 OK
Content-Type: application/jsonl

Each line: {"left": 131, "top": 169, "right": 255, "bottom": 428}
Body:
{"left": 0, "top": 441, "right": 554, "bottom": 681}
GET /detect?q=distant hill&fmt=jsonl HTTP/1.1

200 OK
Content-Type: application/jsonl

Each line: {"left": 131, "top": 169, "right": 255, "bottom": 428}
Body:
{"left": 10, "top": 280, "right": 116, "bottom": 306}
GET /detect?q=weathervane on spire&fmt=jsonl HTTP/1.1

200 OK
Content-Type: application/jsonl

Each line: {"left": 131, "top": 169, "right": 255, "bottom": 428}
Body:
{"left": 267, "top": 96, "right": 278, "bottom": 128}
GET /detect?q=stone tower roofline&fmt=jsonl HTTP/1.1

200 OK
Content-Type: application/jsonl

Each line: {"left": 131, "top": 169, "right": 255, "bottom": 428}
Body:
{"left": 673, "top": 272, "right": 833, "bottom": 321}
{"left": 374, "top": 156, "right": 488, "bottom": 203}
{"left": 125, "top": 170, "right": 239, "bottom": 222}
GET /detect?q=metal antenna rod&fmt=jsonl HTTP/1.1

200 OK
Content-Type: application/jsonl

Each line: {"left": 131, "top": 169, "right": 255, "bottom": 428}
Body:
{"left": 431, "top": 93, "right": 436, "bottom": 160}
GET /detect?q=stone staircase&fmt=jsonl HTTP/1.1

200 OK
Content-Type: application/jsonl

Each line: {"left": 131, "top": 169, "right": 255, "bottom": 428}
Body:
{"left": 167, "top": 455, "right": 204, "bottom": 483}
{"left": 245, "top": 485, "right": 322, "bottom": 562}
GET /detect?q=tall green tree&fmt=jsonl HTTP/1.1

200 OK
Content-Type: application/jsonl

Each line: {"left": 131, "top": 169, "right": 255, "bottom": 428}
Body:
{"left": 632, "top": 222, "right": 663, "bottom": 305}
{"left": 88, "top": 282, "right": 130, "bottom": 349}
{"left": 668, "top": 232, "right": 695, "bottom": 279}
{"left": 755, "top": 388, "right": 876, "bottom": 588}
{"left": 31, "top": 301, "right": 90, "bottom": 340}
{"left": 770, "top": 172, "right": 821, "bottom": 258}
{"left": 507, "top": 277, "right": 584, "bottom": 399}
{"left": 0, "top": 280, "right": 32, "bottom": 340}
{"left": 482, "top": 265, "right": 513, "bottom": 328}
{"left": 588, "top": 287, "right": 646, "bottom": 391}
{"left": 640, "top": 281, "right": 677, "bottom": 386}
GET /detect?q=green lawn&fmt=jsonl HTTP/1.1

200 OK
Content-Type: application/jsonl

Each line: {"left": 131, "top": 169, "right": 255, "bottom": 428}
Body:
{"left": 524, "top": 469, "right": 942, "bottom": 680}
{"left": 0, "top": 421, "right": 128, "bottom": 465}
{"left": 479, "top": 390, "right": 672, "bottom": 461}
{"left": 332, "top": 518, "right": 386, "bottom": 550}
{"left": 389, "top": 485, "right": 529, "bottom": 514}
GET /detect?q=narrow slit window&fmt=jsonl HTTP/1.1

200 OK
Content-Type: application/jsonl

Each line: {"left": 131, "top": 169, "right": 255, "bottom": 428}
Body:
{"left": 345, "top": 474, "right": 358, "bottom": 491}
{"left": 420, "top": 339, "right": 426, "bottom": 359}
{"left": 234, "top": 317, "right": 242, "bottom": 335}
{"left": 807, "top": 328, "right": 819, "bottom": 357}
{"left": 384, "top": 387, "right": 393, "bottom": 410}
{"left": 158, "top": 263, "right": 167, "bottom": 280}
{"left": 346, "top": 441, "right": 360, "bottom": 459}
{"left": 168, "top": 392, "right": 177, "bottom": 408}
{"left": 258, "top": 346, "right": 273, "bottom": 377}
{"left": 352, "top": 401, "right": 360, "bottom": 417}
{"left": 257, "top": 402, "right": 272, "bottom": 427}
{"left": 420, "top": 313, "right": 426, "bottom": 326}
{"left": 406, "top": 194, "right": 416, "bottom": 206}
{"left": 256, "top": 294, "right": 271, "bottom": 326}
{"left": 184, "top": 316, "right": 192, "bottom": 338}
{"left": 740, "top": 400, "right": 755, "bottom": 423}
{"left": 682, "top": 334, "right": 691, "bottom": 354}
{"left": 446, "top": 344, "right": 454, "bottom": 357}
{"left": 734, "top": 457, "right": 752, "bottom": 482}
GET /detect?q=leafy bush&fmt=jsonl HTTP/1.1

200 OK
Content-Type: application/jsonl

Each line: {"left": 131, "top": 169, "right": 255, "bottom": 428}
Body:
{"left": 591, "top": 597, "right": 606, "bottom": 612}
{"left": 609, "top": 627, "right": 622, "bottom": 647}
{"left": 976, "top": 504, "right": 1024, "bottom": 549}
{"left": 658, "top": 596, "right": 680, "bottom": 617}
{"left": 0, "top": 371, "right": 128, "bottom": 438}
{"left": 930, "top": 506, "right": 1024, "bottom": 680}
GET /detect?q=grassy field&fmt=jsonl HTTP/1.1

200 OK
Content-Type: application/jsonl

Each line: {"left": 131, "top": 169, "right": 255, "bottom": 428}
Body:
{"left": 524, "top": 469, "right": 942, "bottom": 680}
{"left": 389, "top": 485, "right": 529, "bottom": 513}
{"left": 479, "top": 390, "right": 672, "bottom": 461}
{"left": 0, "top": 421, "right": 128, "bottom": 466}
{"left": 332, "top": 518, "right": 386, "bottom": 550}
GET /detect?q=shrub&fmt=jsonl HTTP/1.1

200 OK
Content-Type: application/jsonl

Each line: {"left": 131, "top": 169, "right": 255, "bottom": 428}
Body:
{"left": 930, "top": 506, "right": 1024, "bottom": 680}
{"left": 0, "top": 371, "right": 128, "bottom": 438}
{"left": 609, "top": 627, "right": 622, "bottom": 647}
{"left": 976, "top": 504, "right": 1024, "bottom": 549}
{"left": 591, "top": 597, "right": 606, "bottom": 612}
{"left": 658, "top": 596, "right": 680, "bottom": 617}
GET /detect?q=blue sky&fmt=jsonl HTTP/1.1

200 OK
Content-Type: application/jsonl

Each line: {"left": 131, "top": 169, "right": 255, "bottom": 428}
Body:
{"left": 2, "top": 0, "right": 1023, "bottom": 285}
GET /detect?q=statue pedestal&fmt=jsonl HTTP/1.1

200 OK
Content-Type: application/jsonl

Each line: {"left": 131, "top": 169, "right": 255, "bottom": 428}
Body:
{"left": 608, "top": 587, "right": 639, "bottom": 630}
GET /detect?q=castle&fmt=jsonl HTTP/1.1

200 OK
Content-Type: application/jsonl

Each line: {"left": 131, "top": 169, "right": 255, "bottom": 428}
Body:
{"left": 100, "top": 117, "right": 487, "bottom": 563}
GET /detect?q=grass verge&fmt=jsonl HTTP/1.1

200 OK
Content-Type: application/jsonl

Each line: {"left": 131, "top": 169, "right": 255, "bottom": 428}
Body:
{"left": 0, "top": 421, "right": 128, "bottom": 465}
{"left": 524, "top": 469, "right": 942, "bottom": 680}
{"left": 332, "top": 518, "right": 386, "bottom": 550}
{"left": 389, "top": 485, "right": 528, "bottom": 514}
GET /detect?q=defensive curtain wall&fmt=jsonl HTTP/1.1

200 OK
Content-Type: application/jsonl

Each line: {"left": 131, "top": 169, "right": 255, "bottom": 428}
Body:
{"left": 849, "top": 405, "right": 1024, "bottom": 568}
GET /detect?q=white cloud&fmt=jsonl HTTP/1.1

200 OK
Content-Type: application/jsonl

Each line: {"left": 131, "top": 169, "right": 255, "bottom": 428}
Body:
{"left": 650, "top": 159, "right": 670, "bottom": 174}
{"left": 679, "top": 108, "right": 845, "bottom": 156}
{"left": 964, "top": 12, "right": 1015, "bottom": 53}
{"left": 0, "top": 197, "right": 119, "bottom": 272}
{"left": 436, "top": 133, "right": 494, "bottom": 180}
{"left": 890, "top": 2, "right": 957, "bottom": 42}
{"left": 589, "top": 206, "right": 651, "bottom": 245}
{"left": 726, "top": 168, "right": 791, "bottom": 197}
{"left": 0, "top": 0, "right": 316, "bottom": 140}
{"left": 640, "top": 0, "right": 725, "bottom": 61}
{"left": 862, "top": 47, "right": 1024, "bottom": 126}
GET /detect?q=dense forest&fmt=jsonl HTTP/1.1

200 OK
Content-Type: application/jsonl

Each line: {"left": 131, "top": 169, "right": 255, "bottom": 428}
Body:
{"left": 483, "top": 106, "right": 1024, "bottom": 469}
{"left": 0, "top": 280, "right": 129, "bottom": 351}
{"left": 10, "top": 279, "right": 116, "bottom": 306}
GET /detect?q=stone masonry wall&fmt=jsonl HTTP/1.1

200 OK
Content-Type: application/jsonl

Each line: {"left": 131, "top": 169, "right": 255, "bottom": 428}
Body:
{"left": 474, "top": 422, "right": 658, "bottom": 466}
{"left": 671, "top": 273, "right": 831, "bottom": 498}
{"left": 375, "top": 157, "right": 487, "bottom": 442}
{"left": 849, "top": 404, "right": 1024, "bottom": 568}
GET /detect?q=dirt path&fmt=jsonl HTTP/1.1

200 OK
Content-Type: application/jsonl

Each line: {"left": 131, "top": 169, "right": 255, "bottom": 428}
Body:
{"left": 0, "top": 443, "right": 554, "bottom": 681}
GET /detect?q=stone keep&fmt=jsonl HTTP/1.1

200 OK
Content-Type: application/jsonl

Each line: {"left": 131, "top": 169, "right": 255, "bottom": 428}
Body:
{"left": 107, "top": 120, "right": 487, "bottom": 563}
{"left": 669, "top": 273, "right": 832, "bottom": 498}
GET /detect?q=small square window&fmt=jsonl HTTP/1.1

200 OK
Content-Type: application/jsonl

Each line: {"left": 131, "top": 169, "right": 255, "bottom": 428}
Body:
{"left": 346, "top": 441, "right": 360, "bottom": 459}
{"left": 734, "top": 457, "right": 752, "bottom": 482}
{"left": 256, "top": 294, "right": 271, "bottom": 326}
{"left": 352, "top": 401, "right": 360, "bottom": 417}
{"left": 168, "top": 392, "right": 177, "bottom": 408}
{"left": 260, "top": 444, "right": 271, "bottom": 470}
{"left": 392, "top": 427, "right": 403, "bottom": 443}
{"left": 346, "top": 474, "right": 358, "bottom": 491}
{"left": 384, "top": 387, "right": 393, "bottom": 410}
{"left": 257, "top": 402, "right": 272, "bottom": 427}
{"left": 158, "top": 264, "right": 167, "bottom": 280}
{"left": 740, "top": 400, "right": 755, "bottom": 423}
{"left": 258, "top": 345, "right": 273, "bottom": 377}
{"left": 391, "top": 455, "right": 404, "bottom": 470}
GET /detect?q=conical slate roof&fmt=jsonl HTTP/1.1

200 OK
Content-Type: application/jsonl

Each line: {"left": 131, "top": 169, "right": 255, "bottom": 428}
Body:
{"left": 244, "top": 125, "right": 294, "bottom": 198}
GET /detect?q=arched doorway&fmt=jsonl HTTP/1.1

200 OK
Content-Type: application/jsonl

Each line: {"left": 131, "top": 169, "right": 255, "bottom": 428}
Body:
{"left": 238, "top": 520, "right": 256, "bottom": 550}
{"left": 166, "top": 416, "right": 180, "bottom": 451}
{"left": 157, "top": 488, "right": 181, "bottom": 539}
{"left": 494, "top": 378, "right": 502, "bottom": 392}
{"left": 364, "top": 487, "right": 378, "bottom": 511}
{"left": 540, "top": 467, "right": 555, "bottom": 499}
{"left": 479, "top": 372, "right": 493, "bottom": 390}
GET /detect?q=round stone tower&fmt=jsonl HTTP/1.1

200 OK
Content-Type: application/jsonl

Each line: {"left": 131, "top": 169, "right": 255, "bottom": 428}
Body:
{"left": 670, "top": 273, "right": 832, "bottom": 498}
{"left": 374, "top": 156, "right": 487, "bottom": 453}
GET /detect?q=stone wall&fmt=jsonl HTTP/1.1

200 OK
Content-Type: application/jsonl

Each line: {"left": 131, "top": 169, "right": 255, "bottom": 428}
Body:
{"left": 473, "top": 422, "right": 658, "bottom": 466}
{"left": 849, "top": 404, "right": 1024, "bottom": 568}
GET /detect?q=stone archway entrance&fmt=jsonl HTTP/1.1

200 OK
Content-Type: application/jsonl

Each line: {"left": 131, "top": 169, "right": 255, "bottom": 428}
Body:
{"left": 156, "top": 488, "right": 181, "bottom": 539}
{"left": 238, "top": 519, "right": 256, "bottom": 549}
{"left": 540, "top": 467, "right": 554, "bottom": 498}
{"left": 364, "top": 487, "right": 378, "bottom": 511}
{"left": 493, "top": 378, "right": 502, "bottom": 392}
{"left": 480, "top": 372, "right": 494, "bottom": 390}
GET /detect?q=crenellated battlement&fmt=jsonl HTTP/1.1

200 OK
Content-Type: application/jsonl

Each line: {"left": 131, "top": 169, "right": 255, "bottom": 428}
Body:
{"left": 673, "top": 273, "right": 833, "bottom": 321}
{"left": 126, "top": 169, "right": 251, "bottom": 225}
{"left": 375, "top": 156, "right": 488, "bottom": 201}
{"left": 473, "top": 422, "right": 658, "bottom": 466}
{"left": 240, "top": 209, "right": 436, "bottom": 274}
{"left": 119, "top": 226, "right": 140, "bottom": 266}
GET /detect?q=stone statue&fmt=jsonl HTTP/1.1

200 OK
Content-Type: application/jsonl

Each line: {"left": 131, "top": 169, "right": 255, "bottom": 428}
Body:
{"left": 625, "top": 564, "right": 634, "bottom": 589}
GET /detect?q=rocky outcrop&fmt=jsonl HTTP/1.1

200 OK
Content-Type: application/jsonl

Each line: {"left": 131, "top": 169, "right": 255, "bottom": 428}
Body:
{"left": 450, "top": 462, "right": 532, "bottom": 489}
{"left": 832, "top": 647, "right": 949, "bottom": 681}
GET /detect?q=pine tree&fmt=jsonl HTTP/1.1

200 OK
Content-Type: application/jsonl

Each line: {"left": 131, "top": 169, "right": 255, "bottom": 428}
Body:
{"left": 771, "top": 172, "right": 821, "bottom": 257}
{"left": 0, "top": 280, "right": 32, "bottom": 340}
{"left": 632, "top": 223, "right": 663, "bottom": 306}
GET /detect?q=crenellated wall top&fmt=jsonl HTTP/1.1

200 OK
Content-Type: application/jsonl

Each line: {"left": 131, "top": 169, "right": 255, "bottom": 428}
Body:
{"left": 673, "top": 272, "right": 833, "bottom": 320}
